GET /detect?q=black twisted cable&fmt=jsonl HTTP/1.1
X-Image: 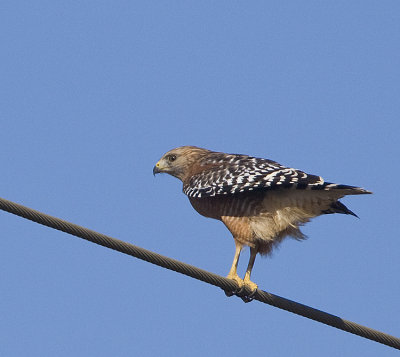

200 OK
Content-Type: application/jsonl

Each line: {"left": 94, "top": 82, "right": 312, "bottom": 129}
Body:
{"left": 0, "top": 197, "right": 399, "bottom": 350}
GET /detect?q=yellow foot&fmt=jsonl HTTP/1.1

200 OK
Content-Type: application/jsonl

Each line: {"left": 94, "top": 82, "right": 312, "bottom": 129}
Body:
{"left": 235, "top": 277, "right": 257, "bottom": 303}
{"left": 243, "top": 277, "right": 258, "bottom": 293}
{"left": 225, "top": 274, "right": 258, "bottom": 303}
{"left": 226, "top": 273, "right": 244, "bottom": 289}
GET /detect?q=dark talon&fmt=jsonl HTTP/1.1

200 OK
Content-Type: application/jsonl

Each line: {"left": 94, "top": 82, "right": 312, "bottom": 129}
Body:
{"left": 240, "top": 296, "right": 251, "bottom": 303}
{"left": 234, "top": 286, "right": 246, "bottom": 297}
{"left": 241, "top": 289, "right": 257, "bottom": 303}
{"left": 224, "top": 286, "right": 257, "bottom": 303}
{"left": 224, "top": 290, "right": 235, "bottom": 297}
{"left": 223, "top": 285, "right": 245, "bottom": 298}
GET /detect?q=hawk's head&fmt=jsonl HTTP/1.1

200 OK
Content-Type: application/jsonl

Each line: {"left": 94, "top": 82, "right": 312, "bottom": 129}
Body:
{"left": 153, "top": 146, "right": 210, "bottom": 181}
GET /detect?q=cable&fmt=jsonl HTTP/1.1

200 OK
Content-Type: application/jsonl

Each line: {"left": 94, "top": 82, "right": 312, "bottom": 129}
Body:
{"left": 0, "top": 196, "right": 399, "bottom": 350}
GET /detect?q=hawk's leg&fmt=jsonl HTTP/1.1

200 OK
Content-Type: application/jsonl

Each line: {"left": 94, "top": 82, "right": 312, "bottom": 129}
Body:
{"left": 243, "top": 247, "right": 258, "bottom": 292}
{"left": 225, "top": 241, "right": 244, "bottom": 296}
{"left": 226, "top": 240, "right": 244, "bottom": 287}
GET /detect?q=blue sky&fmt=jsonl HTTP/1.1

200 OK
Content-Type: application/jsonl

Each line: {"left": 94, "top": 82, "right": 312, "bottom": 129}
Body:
{"left": 1, "top": 1, "right": 399, "bottom": 356}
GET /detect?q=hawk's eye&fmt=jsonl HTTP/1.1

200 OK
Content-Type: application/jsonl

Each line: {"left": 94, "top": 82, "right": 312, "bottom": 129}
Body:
{"left": 168, "top": 154, "right": 177, "bottom": 162}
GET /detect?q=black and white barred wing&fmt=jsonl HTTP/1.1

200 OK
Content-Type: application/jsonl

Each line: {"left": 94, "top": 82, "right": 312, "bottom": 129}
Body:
{"left": 183, "top": 154, "right": 370, "bottom": 198}
{"left": 183, "top": 155, "right": 327, "bottom": 198}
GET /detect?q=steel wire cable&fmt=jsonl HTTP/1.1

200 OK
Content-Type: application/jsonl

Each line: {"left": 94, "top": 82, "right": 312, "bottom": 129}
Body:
{"left": 0, "top": 197, "right": 398, "bottom": 350}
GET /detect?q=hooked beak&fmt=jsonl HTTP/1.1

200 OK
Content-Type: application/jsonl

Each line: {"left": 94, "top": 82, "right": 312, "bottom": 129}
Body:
{"left": 153, "top": 162, "right": 162, "bottom": 176}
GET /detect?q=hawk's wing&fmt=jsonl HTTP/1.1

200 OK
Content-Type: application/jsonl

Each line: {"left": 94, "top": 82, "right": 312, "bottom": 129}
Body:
{"left": 182, "top": 154, "right": 332, "bottom": 198}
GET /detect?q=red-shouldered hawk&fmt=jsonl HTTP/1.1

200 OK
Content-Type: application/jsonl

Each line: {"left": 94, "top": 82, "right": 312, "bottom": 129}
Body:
{"left": 153, "top": 146, "right": 371, "bottom": 297}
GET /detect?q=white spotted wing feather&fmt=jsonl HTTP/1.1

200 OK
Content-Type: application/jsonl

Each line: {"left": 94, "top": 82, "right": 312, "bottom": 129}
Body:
{"left": 183, "top": 153, "right": 370, "bottom": 198}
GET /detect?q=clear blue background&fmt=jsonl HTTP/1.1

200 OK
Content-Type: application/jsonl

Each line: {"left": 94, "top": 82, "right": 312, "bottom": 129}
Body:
{"left": 1, "top": 2, "right": 399, "bottom": 356}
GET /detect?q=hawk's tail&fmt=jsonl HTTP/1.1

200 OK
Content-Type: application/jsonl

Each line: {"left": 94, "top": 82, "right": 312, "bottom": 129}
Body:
{"left": 323, "top": 183, "right": 372, "bottom": 196}
{"left": 321, "top": 184, "right": 372, "bottom": 218}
